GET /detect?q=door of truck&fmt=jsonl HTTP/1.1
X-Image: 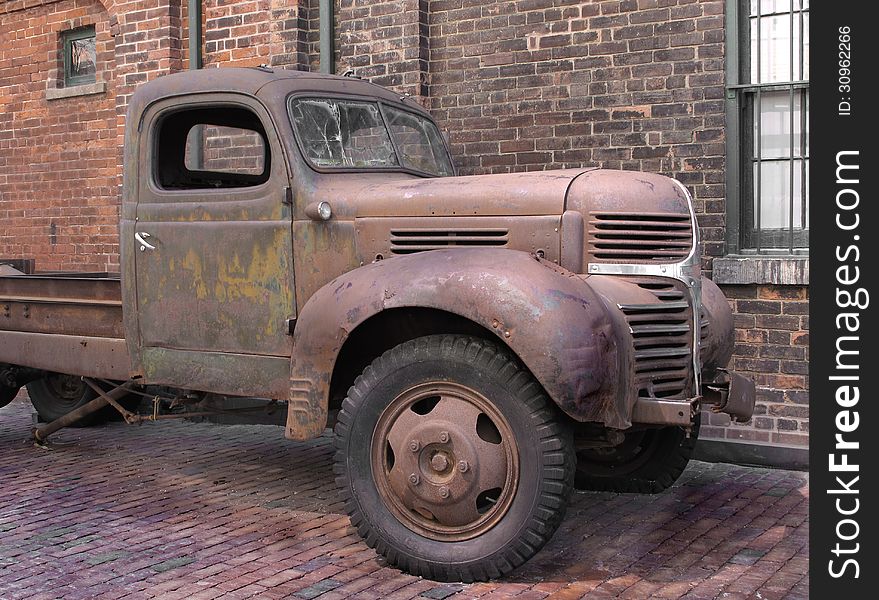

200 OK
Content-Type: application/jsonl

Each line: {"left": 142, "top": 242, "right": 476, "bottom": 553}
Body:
{"left": 132, "top": 94, "right": 295, "bottom": 399}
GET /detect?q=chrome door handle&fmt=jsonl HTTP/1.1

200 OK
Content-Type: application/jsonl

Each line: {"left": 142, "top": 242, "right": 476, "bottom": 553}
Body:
{"left": 135, "top": 231, "right": 156, "bottom": 251}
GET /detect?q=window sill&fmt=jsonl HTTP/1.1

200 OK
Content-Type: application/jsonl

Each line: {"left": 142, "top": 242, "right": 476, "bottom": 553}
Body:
{"left": 46, "top": 81, "right": 106, "bottom": 101}
{"left": 713, "top": 255, "right": 808, "bottom": 285}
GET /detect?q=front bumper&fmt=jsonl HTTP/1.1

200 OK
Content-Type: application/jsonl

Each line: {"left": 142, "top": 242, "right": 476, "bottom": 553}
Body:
{"left": 631, "top": 369, "right": 757, "bottom": 426}
{"left": 702, "top": 369, "right": 757, "bottom": 423}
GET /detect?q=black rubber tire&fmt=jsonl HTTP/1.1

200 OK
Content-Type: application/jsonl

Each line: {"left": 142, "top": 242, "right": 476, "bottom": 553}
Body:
{"left": 334, "top": 335, "right": 575, "bottom": 582}
{"left": 574, "top": 418, "right": 699, "bottom": 494}
{"left": 1, "top": 385, "right": 20, "bottom": 409}
{"left": 26, "top": 374, "right": 139, "bottom": 426}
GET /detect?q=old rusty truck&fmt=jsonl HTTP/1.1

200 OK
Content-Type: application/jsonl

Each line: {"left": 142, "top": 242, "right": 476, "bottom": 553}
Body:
{"left": 0, "top": 67, "right": 755, "bottom": 581}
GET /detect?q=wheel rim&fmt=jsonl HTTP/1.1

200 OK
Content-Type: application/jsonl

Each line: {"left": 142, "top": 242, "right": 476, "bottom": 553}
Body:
{"left": 371, "top": 382, "right": 519, "bottom": 541}
{"left": 45, "top": 374, "right": 88, "bottom": 409}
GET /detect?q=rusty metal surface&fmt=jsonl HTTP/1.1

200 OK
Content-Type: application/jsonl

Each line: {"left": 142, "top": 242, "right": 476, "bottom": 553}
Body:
{"left": 703, "top": 370, "right": 757, "bottom": 422}
{"left": 287, "top": 248, "right": 621, "bottom": 440}
{"left": 699, "top": 277, "right": 735, "bottom": 373}
{"left": 123, "top": 89, "right": 295, "bottom": 394}
{"left": 0, "top": 274, "right": 121, "bottom": 302}
{"left": 631, "top": 397, "right": 698, "bottom": 426}
{"left": 140, "top": 347, "right": 290, "bottom": 400}
{"left": 355, "top": 215, "right": 561, "bottom": 263}
{"left": 0, "top": 332, "right": 129, "bottom": 380}
{"left": 288, "top": 170, "right": 590, "bottom": 312}
{"left": 0, "top": 301, "right": 123, "bottom": 339}
{"left": 0, "top": 274, "right": 124, "bottom": 339}
{"left": 565, "top": 169, "right": 694, "bottom": 268}
{"left": 372, "top": 382, "right": 518, "bottom": 541}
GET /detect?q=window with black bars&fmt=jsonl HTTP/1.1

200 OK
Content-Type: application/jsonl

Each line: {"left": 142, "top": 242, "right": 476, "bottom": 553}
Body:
{"left": 726, "top": 0, "right": 809, "bottom": 254}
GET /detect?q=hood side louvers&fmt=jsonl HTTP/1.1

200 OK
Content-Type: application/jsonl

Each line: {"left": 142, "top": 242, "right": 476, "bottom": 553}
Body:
{"left": 389, "top": 228, "right": 509, "bottom": 255}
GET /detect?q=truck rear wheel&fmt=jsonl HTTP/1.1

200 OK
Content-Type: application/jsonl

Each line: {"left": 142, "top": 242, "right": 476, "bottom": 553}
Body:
{"left": 334, "top": 335, "right": 574, "bottom": 582}
{"left": 1, "top": 385, "right": 20, "bottom": 409}
{"left": 574, "top": 419, "right": 699, "bottom": 494}
{"left": 26, "top": 373, "right": 138, "bottom": 427}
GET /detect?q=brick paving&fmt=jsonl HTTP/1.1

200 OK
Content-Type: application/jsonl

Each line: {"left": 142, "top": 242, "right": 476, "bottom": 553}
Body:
{"left": 0, "top": 394, "right": 808, "bottom": 599}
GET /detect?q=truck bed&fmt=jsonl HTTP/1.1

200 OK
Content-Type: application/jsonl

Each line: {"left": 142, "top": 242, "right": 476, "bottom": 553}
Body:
{"left": 0, "top": 272, "right": 131, "bottom": 380}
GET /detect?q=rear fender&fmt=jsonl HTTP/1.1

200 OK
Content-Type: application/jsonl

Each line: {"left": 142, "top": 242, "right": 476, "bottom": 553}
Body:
{"left": 285, "top": 248, "right": 621, "bottom": 440}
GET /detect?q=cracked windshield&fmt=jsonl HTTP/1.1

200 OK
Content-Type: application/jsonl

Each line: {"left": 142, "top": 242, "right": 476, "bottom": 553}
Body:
{"left": 289, "top": 98, "right": 453, "bottom": 176}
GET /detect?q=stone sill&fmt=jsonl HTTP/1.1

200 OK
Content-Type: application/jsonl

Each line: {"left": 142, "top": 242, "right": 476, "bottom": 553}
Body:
{"left": 694, "top": 438, "right": 808, "bottom": 470}
{"left": 46, "top": 81, "right": 107, "bottom": 101}
{"left": 713, "top": 255, "right": 809, "bottom": 286}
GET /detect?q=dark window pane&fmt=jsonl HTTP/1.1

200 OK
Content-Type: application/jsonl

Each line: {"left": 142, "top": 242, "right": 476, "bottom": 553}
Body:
{"left": 69, "top": 37, "right": 96, "bottom": 81}
{"left": 755, "top": 90, "right": 804, "bottom": 159}
{"left": 63, "top": 27, "right": 97, "bottom": 86}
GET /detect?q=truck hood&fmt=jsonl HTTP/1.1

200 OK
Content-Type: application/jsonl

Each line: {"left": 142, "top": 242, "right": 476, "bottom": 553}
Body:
{"left": 307, "top": 168, "right": 596, "bottom": 218}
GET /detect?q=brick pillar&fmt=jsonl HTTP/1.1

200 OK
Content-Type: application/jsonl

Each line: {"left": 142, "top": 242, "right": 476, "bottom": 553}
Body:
{"left": 106, "top": 0, "right": 184, "bottom": 186}
{"left": 337, "top": 0, "right": 429, "bottom": 103}
{"left": 269, "top": 0, "right": 312, "bottom": 70}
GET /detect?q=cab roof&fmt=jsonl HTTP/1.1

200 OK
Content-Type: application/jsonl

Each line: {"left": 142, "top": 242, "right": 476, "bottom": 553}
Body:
{"left": 127, "top": 67, "right": 429, "bottom": 125}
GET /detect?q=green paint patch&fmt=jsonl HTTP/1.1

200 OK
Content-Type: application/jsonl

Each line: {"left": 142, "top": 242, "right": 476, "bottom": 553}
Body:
{"left": 0, "top": 524, "right": 17, "bottom": 532}
{"left": 61, "top": 534, "right": 100, "bottom": 549}
{"left": 729, "top": 548, "right": 768, "bottom": 565}
{"left": 421, "top": 585, "right": 464, "bottom": 599}
{"left": 32, "top": 526, "right": 75, "bottom": 541}
{"left": 151, "top": 556, "right": 196, "bottom": 573}
{"left": 87, "top": 551, "right": 132, "bottom": 566}
{"left": 294, "top": 579, "right": 342, "bottom": 599}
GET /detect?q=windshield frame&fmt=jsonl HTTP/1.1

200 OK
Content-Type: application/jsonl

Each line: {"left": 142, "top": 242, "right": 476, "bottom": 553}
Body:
{"left": 286, "top": 92, "right": 456, "bottom": 178}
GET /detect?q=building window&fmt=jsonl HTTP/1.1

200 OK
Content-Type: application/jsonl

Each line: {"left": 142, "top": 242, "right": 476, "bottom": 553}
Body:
{"left": 62, "top": 26, "right": 97, "bottom": 87}
{"left": 727, "top": 0, "right": 809, "bottom": 254}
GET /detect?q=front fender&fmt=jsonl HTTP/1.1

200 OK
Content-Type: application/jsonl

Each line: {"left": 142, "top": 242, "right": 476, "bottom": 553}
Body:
{"left": 285, "top": 248, "right": 621, "bottom": 440}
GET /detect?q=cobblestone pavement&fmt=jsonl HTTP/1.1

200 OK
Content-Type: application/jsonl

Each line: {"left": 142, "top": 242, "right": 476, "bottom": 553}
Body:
{"left": 0, "top": 394, "right": 809, "bottom": 600}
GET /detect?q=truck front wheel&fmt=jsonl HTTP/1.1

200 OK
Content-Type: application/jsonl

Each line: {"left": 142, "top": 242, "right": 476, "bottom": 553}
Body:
{"left": 334, "top": 335, "right": 574, "bottom": 582}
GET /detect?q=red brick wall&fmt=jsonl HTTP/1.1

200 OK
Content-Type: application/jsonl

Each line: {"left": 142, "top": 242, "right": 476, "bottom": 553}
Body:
{"left": 704, "top": 284, "right": 809, "bottom": 446}
{"left": 201, "top": 0, "right": 313, "bottom": 70}
{"left": 0, "top": 0, "right": 119, "bottom": 271}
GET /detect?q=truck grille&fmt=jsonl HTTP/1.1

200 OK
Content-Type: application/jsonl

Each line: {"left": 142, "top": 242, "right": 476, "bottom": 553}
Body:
{"left": 587, "top": 211, "right": 692, "bottom": 262}
{"left": 619, "top": 279, "right": 693, "bottom": 399}
{"left": 389, "top": 228, "right": 509, "bottom": 254}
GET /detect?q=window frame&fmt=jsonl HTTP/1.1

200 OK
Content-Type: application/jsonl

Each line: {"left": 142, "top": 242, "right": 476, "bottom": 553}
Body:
{"left": 149, "top": 102, "right": 274, "bottom": 194}
{"left": 725, "top": 0, "right": 809, "bottom": 256}
{"left": 62, "top": 25, "right": 97, "bottom": 88}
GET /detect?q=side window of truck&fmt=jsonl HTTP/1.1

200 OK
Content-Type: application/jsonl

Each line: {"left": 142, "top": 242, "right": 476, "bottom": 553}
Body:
{"left": 155, "top": 105, "right": 270, "bottom": 190}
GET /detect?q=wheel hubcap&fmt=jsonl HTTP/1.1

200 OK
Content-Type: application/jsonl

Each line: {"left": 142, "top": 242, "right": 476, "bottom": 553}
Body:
{"left": 372, "top": 382, "right": 519, "bottom": 541}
